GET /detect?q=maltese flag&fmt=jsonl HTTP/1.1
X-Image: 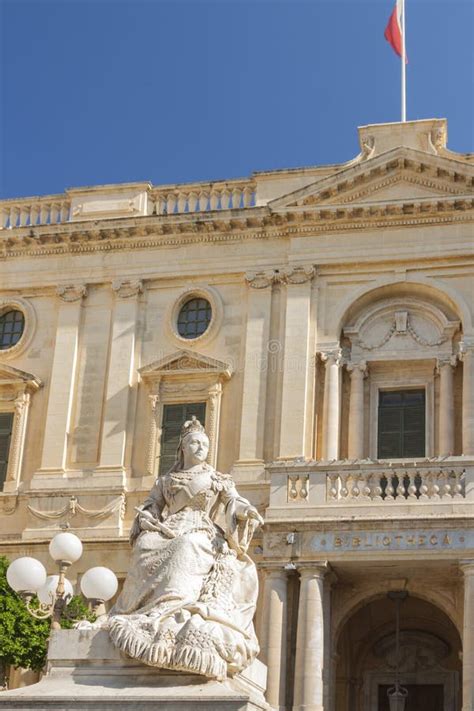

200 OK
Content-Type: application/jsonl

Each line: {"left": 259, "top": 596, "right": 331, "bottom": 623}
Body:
{"left": 384, "top": 0, "right": 407, "bottom": 61}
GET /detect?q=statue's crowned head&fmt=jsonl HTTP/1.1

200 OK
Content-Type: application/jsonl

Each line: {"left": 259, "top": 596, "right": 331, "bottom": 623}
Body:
{"left": 174, "top": 416, "right": 209, "bottom": 470}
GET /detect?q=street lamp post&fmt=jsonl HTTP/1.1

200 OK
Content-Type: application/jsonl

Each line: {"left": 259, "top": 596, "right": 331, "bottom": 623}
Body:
{"left": 6, "top": 532, "right": 118, "bottom": 629}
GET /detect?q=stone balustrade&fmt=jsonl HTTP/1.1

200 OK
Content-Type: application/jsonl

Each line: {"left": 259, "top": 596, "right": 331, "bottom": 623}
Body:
{"left": 0, "top": 196, "right": 71, "bottom": 229}
{"left": 149, "top": 179, "right": 256, "bottom": 215}
{"left": 267, "top": 458, "right": 474, "bottom": 518}
{"left": 0, "top": 178, "right": 257, "bottom": 230}
{"left": 327, "top": 466, "right": 466, "bottom": 502}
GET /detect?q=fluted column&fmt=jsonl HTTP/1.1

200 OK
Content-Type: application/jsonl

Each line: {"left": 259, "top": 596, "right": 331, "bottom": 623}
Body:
{"left": 293, "top": 563, "right": 328, "bottom": 711}
{"left": 261, "top": 566, "right": 288, "bottom": 711}
{"left": 461, "top": 561, "right": 474, "bottom": 711}
{"left": 347, "top": 361, "right": 367, "bottom": 460}
{"left": 437, "top": 356, "right": 456, "bottom": 456}
{"left": 321, "top": 350, "right": 342, "bottom": 461}
{"left": 461, "top": 342, "right": 474, "bottom": 455}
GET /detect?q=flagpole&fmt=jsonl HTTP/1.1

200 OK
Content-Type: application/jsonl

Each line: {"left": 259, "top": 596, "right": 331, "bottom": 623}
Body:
{"left": 401, "top": 0, "right": 407, "bottom": 122}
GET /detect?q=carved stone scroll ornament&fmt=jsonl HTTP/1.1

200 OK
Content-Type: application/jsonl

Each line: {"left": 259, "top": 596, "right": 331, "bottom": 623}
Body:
{"left": 98, "top": 418, "right": 264, "bottom": 681}
{"left": 56, "top": 284, "right": 87, "bottom": 302}
{"left": 112, "top": 279, "right": 143, "bottom": 299}
{"left": 282, "top": 265, "right": 315, "bottom": 284}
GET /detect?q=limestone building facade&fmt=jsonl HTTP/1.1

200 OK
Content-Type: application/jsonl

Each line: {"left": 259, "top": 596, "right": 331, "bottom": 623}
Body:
{"left": 0, "top": 118, "right": 473, "bottom": 710}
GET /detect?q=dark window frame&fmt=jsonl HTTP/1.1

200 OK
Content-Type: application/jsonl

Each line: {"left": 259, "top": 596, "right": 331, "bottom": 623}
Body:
{"left": 0, "top": 412, "right": 14, "bottom": 488}
{"left": 0, "top": 310, "right": 25, "bottom": 350}
{"left": 177, "top": 297, "right": 212, "bottom": 340}
{"left": 377, "top": 387, "right": 426, "bottom": 459}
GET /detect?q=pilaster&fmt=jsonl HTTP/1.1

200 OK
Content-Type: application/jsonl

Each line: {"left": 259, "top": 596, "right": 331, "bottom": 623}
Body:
{"left": 39, "top": 284, "right": 87, "bottom": 473}
{"left": 277, "top": 266, "right": 315, "bottom": 460}
{"left": 99, "top": 280, "right": 142, "bottom": 471}
{"left": 460, "top": 341, "right": 474, "bottom": 455}
{"left": 461, "top": 561, "right": 474, "bottom": 711}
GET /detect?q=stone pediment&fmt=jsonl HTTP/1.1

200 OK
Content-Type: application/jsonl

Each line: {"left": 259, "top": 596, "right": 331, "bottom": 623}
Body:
{"left": 269, "top": 147, "right": 474, "bottom": 211}
{"left": 139, "top": 349, "right": 232, "bottom": 381}
{"left": 0, "top": 363, "right": 42, "bottom": 391}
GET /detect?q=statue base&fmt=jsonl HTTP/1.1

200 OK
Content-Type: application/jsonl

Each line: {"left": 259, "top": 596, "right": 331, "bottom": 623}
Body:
{"left": 0, "top": 629, "right": 270, "bottom": 711}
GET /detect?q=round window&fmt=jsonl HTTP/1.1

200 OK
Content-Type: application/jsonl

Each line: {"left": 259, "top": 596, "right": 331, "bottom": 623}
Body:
{"left": 177, "top": 298, "right": 212, "bottom": 339}
{"left": 0, "top": 310, "right": 25, "bottom": 350}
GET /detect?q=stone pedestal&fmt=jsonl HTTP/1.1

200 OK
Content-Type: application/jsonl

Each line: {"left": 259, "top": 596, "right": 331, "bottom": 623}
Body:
{"left": 0, "top": 630, "right": 269, "bottom": 711}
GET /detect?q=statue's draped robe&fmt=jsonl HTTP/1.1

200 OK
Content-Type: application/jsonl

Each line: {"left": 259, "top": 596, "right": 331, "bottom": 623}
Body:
{"left": 109, "top": 465, "right": 260, "bottom": 680}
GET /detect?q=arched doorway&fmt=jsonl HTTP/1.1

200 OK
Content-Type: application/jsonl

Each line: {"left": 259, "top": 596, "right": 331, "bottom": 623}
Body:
{"left": 335, "top": 594, "right": 462, "bottom": 711}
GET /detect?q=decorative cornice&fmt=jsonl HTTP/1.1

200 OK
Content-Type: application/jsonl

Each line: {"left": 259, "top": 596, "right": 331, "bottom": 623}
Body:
{"left": 0, "top": 196, "right": 472, "bottom": 259}
{"left": 112, "top": 278, "right": 143, "bottom": 298}
{"left": 56, "top": 283, "right": 87, "bottom": 302}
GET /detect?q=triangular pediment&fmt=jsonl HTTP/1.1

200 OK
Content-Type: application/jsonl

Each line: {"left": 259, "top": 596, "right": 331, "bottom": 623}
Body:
{"left": 0, "top": 363, "right": 42, "bottom": 390}
{"left": 139, "top": 349, "right": 232, "bottom": 380}
{"left": 269, "top": 147, "right": 474, "bottom": 211}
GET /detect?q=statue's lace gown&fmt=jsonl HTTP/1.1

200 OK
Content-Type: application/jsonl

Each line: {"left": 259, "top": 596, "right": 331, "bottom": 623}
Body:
{"left": 109, "top": 464, "right": 260, "bottom": 680}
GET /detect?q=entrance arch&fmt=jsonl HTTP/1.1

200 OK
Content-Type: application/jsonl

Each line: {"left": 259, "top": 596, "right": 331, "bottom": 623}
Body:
{"left": 335, "top": 594, "right": 462, "bottom": 711}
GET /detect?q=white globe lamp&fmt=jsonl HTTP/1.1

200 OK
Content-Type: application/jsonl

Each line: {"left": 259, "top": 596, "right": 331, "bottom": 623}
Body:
{"left": 6, "top": 557, "right": 47, "bottom": 594}
{"left": 37, "top": 575, "right": 74, "bottom": 606}
{"left": 80, "top": 566, "right": 118, "bottom": 602}
{"left": 49, "top": 532, "right": 83, "bottom": 564}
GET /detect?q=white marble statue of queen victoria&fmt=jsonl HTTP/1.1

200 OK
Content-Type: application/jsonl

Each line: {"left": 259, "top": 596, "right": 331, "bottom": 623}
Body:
{"left": 108, "top": 417, "right": 264, "bottom": 681}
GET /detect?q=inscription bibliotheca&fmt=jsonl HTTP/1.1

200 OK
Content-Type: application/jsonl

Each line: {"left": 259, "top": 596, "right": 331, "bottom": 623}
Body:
{"left": 309, "top": 529, "right": 474, "bottom": 553}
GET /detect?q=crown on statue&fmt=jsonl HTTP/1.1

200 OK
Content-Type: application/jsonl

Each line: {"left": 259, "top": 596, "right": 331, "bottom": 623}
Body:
{"left": 181, "top": 416, "right": 205, "bottom": 439}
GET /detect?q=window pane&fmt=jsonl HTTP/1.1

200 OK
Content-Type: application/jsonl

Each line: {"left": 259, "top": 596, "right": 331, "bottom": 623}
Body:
{"left": 177, "top": 298, "right": 212, "bottom": 340}
{"left": 0, "top": 310, "right": 24, "bottom": 350}
{"left": 0, "top": 413, "right": 14, "bottom": 488}
{"left": 378, "top": 390, "right": 425, "bottom": 458}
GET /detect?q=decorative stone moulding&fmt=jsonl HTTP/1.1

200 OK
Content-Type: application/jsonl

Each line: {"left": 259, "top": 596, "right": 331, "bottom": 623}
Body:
{"left": 165, "top": 285, "right": 224, "bottom": 347}
{"left": 245, "top": 264, "right": 315, "bottom": 289}
{"left": 343, "top": 297, "right": 460, "bottom": 362}
{"left": 56, "top": 283, "right": 88, "bottom": 303}
{"left": 0, "top": 297, "right": 37, "bottom": 360}
{"left": 112, "top": 278, "right": 143, "bottom": 299}
{"left": 68, "top": 183, "right": 150, "bottom": 222}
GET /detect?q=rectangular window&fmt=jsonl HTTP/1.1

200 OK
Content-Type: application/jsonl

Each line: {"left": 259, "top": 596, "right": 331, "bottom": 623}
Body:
{"left": 377, "top": 389, "right": 425, "bottom": 459}
{"left": 0, "top": 412, "right": 14, "bottom": 488}
{"left": 159, "top": 402, "right": 206, "bottom": 475}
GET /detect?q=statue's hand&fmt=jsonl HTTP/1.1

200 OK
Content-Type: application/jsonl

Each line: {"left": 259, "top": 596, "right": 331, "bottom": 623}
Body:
{"left": 242, "top": 506, "right": 264, "bottom": 527}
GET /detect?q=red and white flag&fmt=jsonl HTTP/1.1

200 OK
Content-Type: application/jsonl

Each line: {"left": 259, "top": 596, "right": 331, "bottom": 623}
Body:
{"left": 384, "top": 0, "right": 407, "bottom": 61}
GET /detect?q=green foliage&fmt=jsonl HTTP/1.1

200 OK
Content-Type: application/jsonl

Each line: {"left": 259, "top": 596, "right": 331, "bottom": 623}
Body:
{"left": 0, "top": 556, "right": 96, "bottom": 673}
{"left": 0, "top": 556, "right": 50, "bottom": 672}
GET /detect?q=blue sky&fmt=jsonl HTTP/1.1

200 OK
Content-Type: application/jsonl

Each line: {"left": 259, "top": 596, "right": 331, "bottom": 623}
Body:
{"left": 1, "top": 0, "right": 473, "bottom": 199}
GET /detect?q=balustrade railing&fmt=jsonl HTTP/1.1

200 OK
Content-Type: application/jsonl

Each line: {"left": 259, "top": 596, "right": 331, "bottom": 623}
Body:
{"left": 149, "top": 180, "right": 256, "bottom": 216}
{"left": 327, "top": 466, "right": 465, "bottom": 502}
{"left": 0, "top": 178, "right": 258, "bottom": 231}
{"left": 0, "top": 198, "right": 71, "bottom": 229}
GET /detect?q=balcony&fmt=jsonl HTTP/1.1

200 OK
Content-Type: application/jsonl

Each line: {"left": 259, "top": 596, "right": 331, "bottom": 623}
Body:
{"left": 266, "top": 457, "right": 474, "bottom": 522}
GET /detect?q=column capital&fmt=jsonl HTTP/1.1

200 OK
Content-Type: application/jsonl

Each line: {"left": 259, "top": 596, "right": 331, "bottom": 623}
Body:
{"left": 296, "top": 561, "right": 329, "bottom": 578}
{"left": 245, "top": 269, "right": 276, "bottom": 289}
{"left": 347, "top": 360, "right": 368, "bottom": 377}
{"left": 261, "top": 562, "right": 290, "bottom": 577}
{"left": 282, "top": 264, "right": 315, "bottom": 285}
{"left": 460, "top": 560, "right": 474, "bottom": 576}
{"left": 459, "top": 340, "right": 474, "bottom": 360}
{"left": 319, "top": 347, "right": 342, "bottom": 367}
{"left": 56, "top": 283, "right": 87, "bottom": 302}
{"left": 112, "top": 278, "right": 143, "bottom": 298}
{"left": 436, "top": 355, "right": 457, "bottom": 372}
